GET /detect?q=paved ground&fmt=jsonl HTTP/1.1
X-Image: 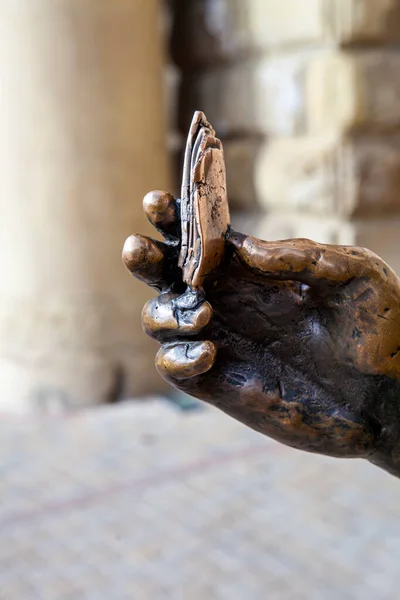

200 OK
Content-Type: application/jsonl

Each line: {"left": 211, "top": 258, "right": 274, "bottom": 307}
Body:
{"left": 1, "top": 397, "right": 400, "bottom": 599}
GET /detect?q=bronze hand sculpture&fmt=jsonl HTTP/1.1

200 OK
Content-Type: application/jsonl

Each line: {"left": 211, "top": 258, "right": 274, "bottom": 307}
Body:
{"left": 123, "top": 113, "right": 400, "bottom": 478}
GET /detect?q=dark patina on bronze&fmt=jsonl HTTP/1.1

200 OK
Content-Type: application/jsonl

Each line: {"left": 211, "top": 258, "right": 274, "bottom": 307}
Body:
{"left": 123, "top": 111, "right": 400, "bottom": 478}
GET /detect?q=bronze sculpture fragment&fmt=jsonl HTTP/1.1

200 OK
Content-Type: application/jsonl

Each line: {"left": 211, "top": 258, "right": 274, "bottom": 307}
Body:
{"left": 179, "top": 111, "right": 230, "bottom": 290}
{"left": 123, "top": 112, "right": 400, "bottom": 478}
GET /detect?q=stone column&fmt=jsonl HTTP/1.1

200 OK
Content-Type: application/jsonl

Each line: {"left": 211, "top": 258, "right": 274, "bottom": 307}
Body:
{"left": 171, "top": 0, "right": 400, "bottom": 273}
{"left": 0, "top": 0, "right": 170, "bottom": 413}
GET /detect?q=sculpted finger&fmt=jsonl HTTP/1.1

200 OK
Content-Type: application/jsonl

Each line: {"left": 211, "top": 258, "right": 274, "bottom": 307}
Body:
{"left": 143, "top": 190, "right": 180, "bottom": 241}
{"left": 142, "top": 293, "right": 213, "bottom": 342}
{"left": 122, "top": 234, "right": 169, "bottom": 290}
{"left": 227, "top": 229, "right": 386, "bottom": 287}
{"left": 156, "top": 341, "right": 216, "bottom": 382}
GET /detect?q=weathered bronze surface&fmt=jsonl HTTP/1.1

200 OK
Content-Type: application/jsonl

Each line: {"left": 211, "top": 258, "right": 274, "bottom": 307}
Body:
{"left": 123, "top": 112, "right": 400, "bottom": 478}
{"left": 179, "top": 111, "right": 230, "bottom": 289}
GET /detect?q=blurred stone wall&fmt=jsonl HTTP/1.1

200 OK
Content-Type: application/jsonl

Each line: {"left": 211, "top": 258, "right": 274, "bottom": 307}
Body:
{"left": 169, "top": 0, "right": 400, "bottom": 273}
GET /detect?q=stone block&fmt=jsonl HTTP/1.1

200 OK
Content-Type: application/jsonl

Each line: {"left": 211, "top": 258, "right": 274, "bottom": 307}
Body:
{"left": 249, "top": 212, "right": 355, "bottom": 245}
{"left": 178, "top": 52, "right": 312, "bottom": 136}
{"left": 255, "top": 134, "right": 400, "bottom": 217}
{"left": 179, "top": 50, "right": 400, "bottom": 137}
{"left": 330, "top": 0, "right": 400, "bottom": 45}
{"left": 354, "top": 218, "right": 400, "bottom": 275}
{"left": 171, "top": 0, "right": 325, "bottom": 67}
{"left": 223, "top": 137, "right": 264, "bottom": 210}
{"left": 306, "top": 50, "right": 400, "bottom": 135}
{"left": 171, "top": 0, "right": 400, "bottom": 68}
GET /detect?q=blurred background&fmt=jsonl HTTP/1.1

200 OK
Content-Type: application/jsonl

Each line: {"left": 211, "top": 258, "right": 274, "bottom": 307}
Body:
{"left": 1, "top": 0, "right": 400, "bottom": 598}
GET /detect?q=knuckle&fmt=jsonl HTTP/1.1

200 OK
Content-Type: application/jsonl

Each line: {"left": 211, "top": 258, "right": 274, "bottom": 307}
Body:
{"left": 142, "top": 295, "right": 212, "bottom": 339}
{"left": 142, "top": 296, "right": 178, "bottom": 336}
